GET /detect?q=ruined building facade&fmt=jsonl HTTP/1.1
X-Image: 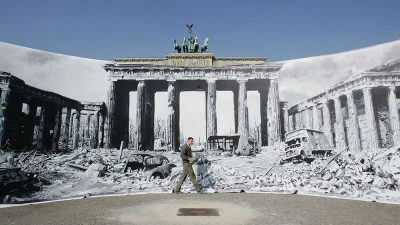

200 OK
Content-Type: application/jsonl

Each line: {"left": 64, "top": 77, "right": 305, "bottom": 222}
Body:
{"left": 288, "top": 58, "right": 400, "bottom": 151}
{"left": 0, "top": 72, "right": 106, "bottom": 151}
{"left": 103, "top": 53, "right": 284, "bottom": 151}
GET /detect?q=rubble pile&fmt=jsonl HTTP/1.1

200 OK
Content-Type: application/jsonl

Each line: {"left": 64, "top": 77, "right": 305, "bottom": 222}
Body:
{"left": 198, "top": 144, "right": 400, "bottom": 201}
{"left": 0, "top": 148, "right": 182, "bottom": 202}
{"left": 1, "top": 144, "right": 400, "bottom": 203}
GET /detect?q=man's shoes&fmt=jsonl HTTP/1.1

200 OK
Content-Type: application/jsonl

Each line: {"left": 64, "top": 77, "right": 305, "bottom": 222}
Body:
{"left": 197, "top": 189, "right": 205, "bottom": 194}
{"left": 173, "top": 190, "right": 182, "bottom": 194}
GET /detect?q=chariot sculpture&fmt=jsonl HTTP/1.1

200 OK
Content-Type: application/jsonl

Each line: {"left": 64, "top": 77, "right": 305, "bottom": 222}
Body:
{"left": 173, "top": 24, "right": 209, "bottom": 53}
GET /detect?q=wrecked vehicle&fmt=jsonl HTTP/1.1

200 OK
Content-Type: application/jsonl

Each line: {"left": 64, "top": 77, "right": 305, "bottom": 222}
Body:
{"left": 0, "top": 167, "right": 40, "bottom": 197}
{"left": 124, "top": 153, "right": 170, "bottom": 173}
{"left": 207, "top": 134, "right": 258, "bottom": 154}
{"left": 148, "top": 163, "right": 177, "bottom": 180}
{"left": 280, "top": 129, "right": 332, "bottom": 164}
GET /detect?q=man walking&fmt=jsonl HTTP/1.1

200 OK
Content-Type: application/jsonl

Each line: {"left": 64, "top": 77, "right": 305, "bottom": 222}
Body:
{"left": 174, "top": 137, "right": 203, "bottom": 193}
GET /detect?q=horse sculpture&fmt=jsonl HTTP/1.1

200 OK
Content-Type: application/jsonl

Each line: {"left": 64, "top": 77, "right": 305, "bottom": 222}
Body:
{"left": 173, "top": 38, "right": 181, "bottom": 53}
{"left": 182, "top": 37, "right": 188, "bottom": 53}
{"left": 201, "top": 37, "right": 209, "bottom": 53}
{"left": 194, "top": 36, "right": 199, "bottom": 52}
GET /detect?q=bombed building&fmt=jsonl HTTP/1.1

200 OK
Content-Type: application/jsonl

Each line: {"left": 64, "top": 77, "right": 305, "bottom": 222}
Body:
{"left": 103, "top": 52, "right": 284, "bottom": 153}
{"left": 288, "top": 58, "right": 400, "bottom": 151}
{"left": 0, "top": 71, "right": 106, "bottom": 151}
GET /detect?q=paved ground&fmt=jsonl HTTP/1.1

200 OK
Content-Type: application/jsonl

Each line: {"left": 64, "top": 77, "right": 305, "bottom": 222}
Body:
{"left": 0, "top": 193, "right": 399, "bottom": 225}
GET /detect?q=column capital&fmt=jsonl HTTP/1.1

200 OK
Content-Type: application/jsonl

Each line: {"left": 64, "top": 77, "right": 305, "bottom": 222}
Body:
{"left": 345, "top": 91, "right": 354, "bottom": 98}
{"left": 269, "top": 73, "right": 279, "bottom": 80}
{"left": 166, "top": 78, "right": 177, "bottom": 83}
{"left": 237, "top": 78, "right": 248, "bottom": 83}
{"left": 280, "top": 101, "right": 289, "bottom": 109}
{"left": 206, "top": 78, "right": 217, "bottom": 83}
{"left": 320, "top": 99, "right": 328, "bottom": 104}
{"left": 0, "top": 87, "right": 11, "bottom": 92}
{"left": 362, "top": 86, "right": 372, "bottom": 92}
{"left": 137, "top": 80, "right": 146, "bottom": 86}
{"left": 389, "top": 85, "right": 396, "bottom": 91}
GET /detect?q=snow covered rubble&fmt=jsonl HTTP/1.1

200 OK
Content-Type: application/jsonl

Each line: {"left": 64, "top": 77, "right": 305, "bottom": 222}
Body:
{"left": 1, "top": 144, "right": 400, "bottom": 203}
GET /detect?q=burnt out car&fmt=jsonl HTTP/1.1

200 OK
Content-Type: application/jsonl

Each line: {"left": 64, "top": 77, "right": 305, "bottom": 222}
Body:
{"left": 124, "top": 153, "right": 170, "bottom": 172}
{"left": 281, "top": 129, "right": 332, "bottom": 164}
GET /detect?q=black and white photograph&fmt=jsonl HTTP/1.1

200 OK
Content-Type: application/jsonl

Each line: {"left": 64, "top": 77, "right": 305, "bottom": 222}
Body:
{"left": 0, "top": 1, "right": 400, "bottom": 224}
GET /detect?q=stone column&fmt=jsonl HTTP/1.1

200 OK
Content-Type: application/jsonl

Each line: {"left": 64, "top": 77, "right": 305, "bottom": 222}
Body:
{"left": 267, "top": 78, "right": 281, "bottom": 145}
{"left": 312, "top": 104, "right": 319, "bottom": 130}
{"left": 322, "top": 100, "right": 333, "bottom": 146}
{"left": 259, "top": 89, "right": 268, "bottom": 146}
{"left": 206, "top": 79, "right": 217, "bottom": 139}
{"left": 145, "top": 86, "right": 155, "bottom": 151}
{"left": 92, "top": 111, "right": 99, "bottom": 148}
{"left": 60, "top": 107, "right": 71, "bottom": 151}
{"left": 281, "top": 101, "right": 289, "bottom": 138}
{"left": 236, "top": 79, "right": 250, "bottom": 155}
{"left": 388, "top": 86, "right": 400, "bottom": 145}
{"left": 51, "top": 106, "right": 62, "bottom": 152}
{"left": 294, "top": 112, "right": 299, "bottom": 131}
{"left": 233, "top": 89, "right": 239, "bottom": 133}
{"left": 166, "top": 80, "right": 180, "bottom": 151}
{"left": 346, "top": 92, "right": 361, "bottom": 151}
{"left": 104, "top": 81, "right": 116, "bottom": 149}
{"left": 363, "top": 87, "right": 379, "bottom": 149}
{"left": 288, "top": 115, "right": 293, "bottom": 133}
{"left": 36, "top": 106, "right": 46, "bottom": 150}
{"left": 135, "top": 80, "right": 155, "bottom": 151}
{"left": 73, "top": 110, "right": 81, "bottom": 149}
{"left": 135, "top": 81, "right": 145, "bottom": 150}
{"left": 334, "top": 97, "right": 345, "bottom": 148}
{"left": 25, "top": 103, "right": 37, "bottom": 148}
{"left": 85, "top": 113, "right": 91, "bottom": 147}
{"left": 97, "top": 111, "right": 104, "bottom": 148}
{"left": 304, "top": 108, "right": 311, "bottom": 128}
{"left": 0, "top": 87, "right": 11, "bottom": 146}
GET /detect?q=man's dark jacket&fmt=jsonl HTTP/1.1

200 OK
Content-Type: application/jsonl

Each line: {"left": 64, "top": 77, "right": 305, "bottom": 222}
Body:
{"left": 180, "top": 143, "right": 192, "bottom": 163}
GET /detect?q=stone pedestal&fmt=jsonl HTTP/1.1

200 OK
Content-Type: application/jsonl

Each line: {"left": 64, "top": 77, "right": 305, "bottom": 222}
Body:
{"left": 388, "top": 86, "right": 400, "bottom": 145}
{"left": 267, "top": 78, "right": 281, "bottom": 145}
{"left": 363, "top": 88, "right": 379, "bottom": 149}
{"left": 166, "top": 81, "right": 180, "bottom": 151}
{"left": 346, "top": 92, "right": 361, "bottom": 151}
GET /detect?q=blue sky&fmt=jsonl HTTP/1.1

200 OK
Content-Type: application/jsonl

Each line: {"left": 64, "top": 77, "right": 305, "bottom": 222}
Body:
{"left": 1, "top": 0, "right": 400, "bottom": 61}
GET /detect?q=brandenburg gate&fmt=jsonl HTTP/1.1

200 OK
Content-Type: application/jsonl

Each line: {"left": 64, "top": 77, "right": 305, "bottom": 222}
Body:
{"left": 103, "top": 31, "right": 283, "bottom": 154}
